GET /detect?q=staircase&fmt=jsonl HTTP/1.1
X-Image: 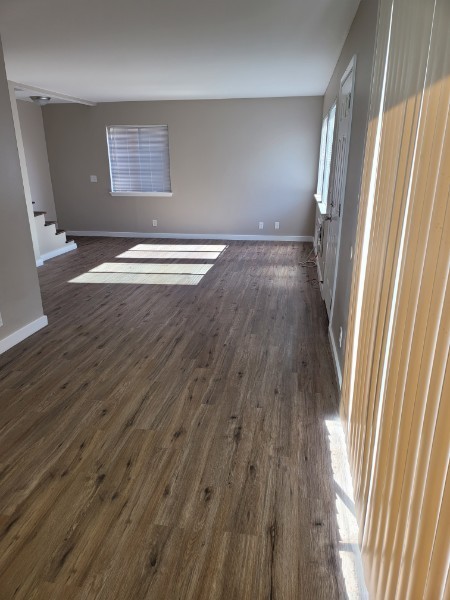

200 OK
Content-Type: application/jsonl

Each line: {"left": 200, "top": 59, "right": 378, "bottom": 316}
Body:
{"left": 33, "top": 210, "right": 77, "bottom": 263}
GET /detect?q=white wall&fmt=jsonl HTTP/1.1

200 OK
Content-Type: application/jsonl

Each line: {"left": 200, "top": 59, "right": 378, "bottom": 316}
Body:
{"left": 43, "top": 97, "right": 323, "bottom": 238}
{"left": 0, "top": 39, "right": 46, "bottom": 351}
{"left": 17, "top": 99, "right": 57, "bottom": 221}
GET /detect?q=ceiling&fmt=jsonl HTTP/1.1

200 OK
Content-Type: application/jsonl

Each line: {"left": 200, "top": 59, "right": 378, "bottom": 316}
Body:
{"left": 0, "top": 0, "right": 361, "bottom": 103}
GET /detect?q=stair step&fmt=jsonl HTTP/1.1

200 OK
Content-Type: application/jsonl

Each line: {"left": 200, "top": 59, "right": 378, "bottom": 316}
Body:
{"left": 56, "top": 228, "right": 65, "bottom": 234}
{"left": 33, "top": 211, "right": 46, "bottom": 217}
{"left": 45, "top": 220, "right": 57, "bottom": 227}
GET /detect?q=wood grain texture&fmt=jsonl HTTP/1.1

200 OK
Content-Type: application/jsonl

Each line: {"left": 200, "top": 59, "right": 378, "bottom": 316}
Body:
{"left": 0, "top": 237, "right": 345, "bottom": 599}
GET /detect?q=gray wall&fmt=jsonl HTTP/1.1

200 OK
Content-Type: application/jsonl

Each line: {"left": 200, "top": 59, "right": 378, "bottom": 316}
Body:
{"left": 322, "top": 0, "right": 379, "bottom": 374}
{"left": 17, "top": 99, "right": 57, "bottom": 221}
{"left": 43, "top": 97, "right": 322, "bottom": 238}
{"left": 0, "top": 39, "right": 44, "bottom": 344}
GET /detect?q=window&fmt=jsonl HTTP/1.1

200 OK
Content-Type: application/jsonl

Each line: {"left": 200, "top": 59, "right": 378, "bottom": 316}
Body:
{"left": 316, "top": 104, "right": 336, "bottom": 206}
{"left": 107, "top": 125, "right": 172, "bottom": 196}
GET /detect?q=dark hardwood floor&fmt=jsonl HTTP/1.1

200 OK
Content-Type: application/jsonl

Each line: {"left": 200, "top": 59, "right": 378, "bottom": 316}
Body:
{"left": 0, "top": 237, "right": 347, "bottom": 599}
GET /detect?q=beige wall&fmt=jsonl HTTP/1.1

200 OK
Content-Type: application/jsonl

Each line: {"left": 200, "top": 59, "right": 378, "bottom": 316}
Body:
{"left": 0, "top": 39, "right": 45, "bottom": 345}
{"left": 321, "top": 0, "right": 379, "bottom": 374}
{"left": 42, "top": 97, "right": 322, "bottom": 238}
{"left": 17, "top": 99, "right": 57, "bottom": 221}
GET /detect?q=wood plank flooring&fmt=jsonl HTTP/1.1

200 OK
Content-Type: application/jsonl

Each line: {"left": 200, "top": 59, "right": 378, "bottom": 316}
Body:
{"left": 0, "top": 237, "right": 347, "bottom": 599}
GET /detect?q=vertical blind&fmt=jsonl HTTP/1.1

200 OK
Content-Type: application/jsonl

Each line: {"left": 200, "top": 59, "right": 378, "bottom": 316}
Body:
{"left": 107, "top": 125, "right": 171, "bottom": 194}
{"left": 340, "top": 0, "right": 450, "bottom": 598}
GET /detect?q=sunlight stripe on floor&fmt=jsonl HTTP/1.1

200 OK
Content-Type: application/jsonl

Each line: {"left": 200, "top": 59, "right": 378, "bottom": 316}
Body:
{"left": 117, "top": 250, "right": 221, "bottom": 260}
{"left": 90, "top": 262, "right": 213, "bottom": 275}
{"left": 69, "top": 272, "right": 204, "bottom": 285}
{"left": 130, "top": 244, "right": 227, "bottom": 252}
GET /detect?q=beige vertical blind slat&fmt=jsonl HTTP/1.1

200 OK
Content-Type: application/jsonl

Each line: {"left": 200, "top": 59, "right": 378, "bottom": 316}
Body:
{"left": 369, "top": 56, "right": 449, "bottom": 598}
{"left": 424, "top": 471, "right": 450, "bottom": 599}
{"left": 340, "top": 0, "right": 450, "bottom": 597}
{"left": 385, "top": 230, "right": 449, "bottom": 598}
{"left": 381, "top": 83, "right": 450, "bottom": 599}
{"left": 351, "top": 0, "right": 434, "bottom": 534}
{"left": 362, "top": 54, "right": 444, "bottom": 571}
{"left": 402, "top": 341, "right": 449, "bottom": 599}
{"left": 445, "top": 571, "right": 450, "bottom": 600}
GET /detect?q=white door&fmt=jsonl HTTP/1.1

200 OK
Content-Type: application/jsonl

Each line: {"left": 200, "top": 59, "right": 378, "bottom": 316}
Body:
{"left": 323, "top": 58, "right": 356, "bottom": 318}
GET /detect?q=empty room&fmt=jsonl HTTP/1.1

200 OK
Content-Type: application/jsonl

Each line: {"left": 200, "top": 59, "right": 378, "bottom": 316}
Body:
{"left": 0, "top": 0, "right": 448, "bottom": 598}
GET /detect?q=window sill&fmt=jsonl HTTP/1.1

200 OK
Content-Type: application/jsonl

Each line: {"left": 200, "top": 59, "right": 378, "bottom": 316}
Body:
{"left": 314, "top": 194, "right": 328, "bottom": 216}
{"left": 109, "top": 192, "right": 173, "bottom": 197}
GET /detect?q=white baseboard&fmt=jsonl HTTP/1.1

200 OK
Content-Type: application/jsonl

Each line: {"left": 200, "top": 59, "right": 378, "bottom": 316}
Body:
{"left": 328, "top": 326, "right": 343, "bottom": 389}
{"left": 66, "top": 230, "right": 314, "bottom": 243}
{"left": 40, "top": 241, "right": 77, "bottom": 263}
{"left": 0, "top": 315, "right": 48, "bottom": 355}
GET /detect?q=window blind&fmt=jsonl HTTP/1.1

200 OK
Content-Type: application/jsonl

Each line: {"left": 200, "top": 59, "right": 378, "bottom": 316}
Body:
{"left": 316, "top": 104, "right": 336, "bottom": 206}
{"left": 317, "top": 117, "right": 328, "bottom": 196}
{"left": 322, "top": 104, "right": 336, "bottom": 206}
{"left": 107, "top": 125, "right": 171, "bottom": 194}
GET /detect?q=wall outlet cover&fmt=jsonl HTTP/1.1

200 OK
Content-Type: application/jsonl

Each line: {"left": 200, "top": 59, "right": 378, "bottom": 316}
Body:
{"left": 90, "top": 175, "right": 98, "bottom": 183}
{"left": 259, "top": 222, "right": 264, "bottom": 230}
{"left": 153, "top": 220, "right": 158, "bottom": 227}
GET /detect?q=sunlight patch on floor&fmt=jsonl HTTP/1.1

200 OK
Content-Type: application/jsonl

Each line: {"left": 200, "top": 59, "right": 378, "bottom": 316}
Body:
{"left": 325, "top": 418, "right": 368, "bottom": 600}
{"left": 117, "top": 250, "right": 222, "bottom": 260}
{"left": 130, "top": 243, "right": 227, "bottom": 252}
{"left": 69, "top": 243, "right": 226, "bottom": 286}
{"left": 90, "top": 262, "right": 213, "bottom": 275}
{"left": 69, "top": 272, "right": 204, "bottom": 286}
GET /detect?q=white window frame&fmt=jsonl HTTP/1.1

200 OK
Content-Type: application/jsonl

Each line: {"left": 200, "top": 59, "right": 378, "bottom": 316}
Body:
{"left": 106, "top": 125, "right": 173, "bottom": 197}
{"left": 315, "top": 103, "right": 337, "bottom": 210}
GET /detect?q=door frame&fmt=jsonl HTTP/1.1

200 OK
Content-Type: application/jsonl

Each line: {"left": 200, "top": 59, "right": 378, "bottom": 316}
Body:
{"left": 326, "top": 54, "right": 357, "bottom": 325}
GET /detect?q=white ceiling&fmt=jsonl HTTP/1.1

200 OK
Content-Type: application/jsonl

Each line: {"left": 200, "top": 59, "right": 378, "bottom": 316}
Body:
{"left": 0, "top": 0, "right": 361, "bottom": 103}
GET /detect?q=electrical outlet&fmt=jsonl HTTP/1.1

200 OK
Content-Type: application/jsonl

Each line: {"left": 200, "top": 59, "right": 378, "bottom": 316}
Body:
{"left": 339, "top": 326, "right": 343, "bottom": 348}
{"left": 90, "top": 175, "right": 97, "bottom": 183}
{"left": 275, "top": 222, "right": 280, "bottom": 230}
{"left": 153, "top": 219, "right": 158, "bottom": 227}
{"left": 259, "top": 222, "right": 264, "bottom": 230}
